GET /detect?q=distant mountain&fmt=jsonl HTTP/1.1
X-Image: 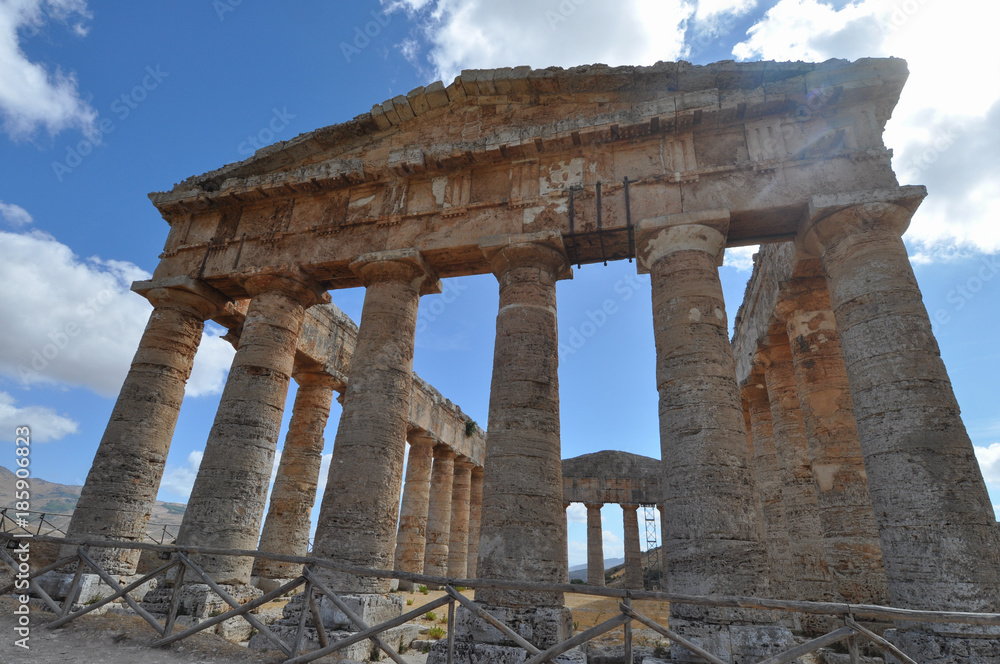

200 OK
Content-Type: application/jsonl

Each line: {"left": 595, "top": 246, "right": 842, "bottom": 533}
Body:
{"left": 568, "top": 557, "right": 625, "bottom": 581}
{"left": 0, "top": 466, "right": 185, "bottom": 541}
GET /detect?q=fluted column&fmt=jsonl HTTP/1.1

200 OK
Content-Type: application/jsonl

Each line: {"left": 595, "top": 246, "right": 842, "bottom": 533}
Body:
{"left": 742, "top": 376, "right": 793, "bottom": 597}
{"left": 800, "top": 189, "right": 1000, "bottom": 655}
{"left": 637, "top": 211, "right": 786, "bottom": 659}
{"left": 775, "top": 277, "right": 888, "bottom": 605}
{"left": 448, "top": 459, "right": 474, "bottom": 578}
{"left": 393, "top": 436, "right": 435, "bottom": 591}
{"left": 472, "top": 231, "right": 573, "bottom": 647}
{"left": 585, "top": 503, "right": 605, "bottom": 586}
{"left": 466, "top": 466, "right": 484, "bottom": 578}
{"left": 758, "top": 335, "right": 832, "bottom": 603}
{"left": 424, "top": 446, "right": 456, "bottom": 580}
{"left": 254, "top": 369, "right": 337, "bottom": 586}
{"left": 313, "top": 249, "right": 440, "bottom": 593}
{"left": 622, "top": 504, "right": 643, "bottom": 590}
{"left": 177, "top": 271, "right": 328, "bottom": 585}
{"left": 64, "top": 280, "right": 226, "bottom": 574}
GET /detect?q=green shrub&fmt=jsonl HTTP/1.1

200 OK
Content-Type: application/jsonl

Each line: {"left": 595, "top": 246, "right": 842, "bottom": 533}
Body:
{"left": 424, "top": 611, "right": 438, "bottom": 621}
{"left": 428, "top": 626, "right": 446, "bottom": 640}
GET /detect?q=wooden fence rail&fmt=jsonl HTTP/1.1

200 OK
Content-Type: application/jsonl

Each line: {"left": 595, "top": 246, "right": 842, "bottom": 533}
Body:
{"left": 3, "top": 532, "right": 996, "bottom": 664}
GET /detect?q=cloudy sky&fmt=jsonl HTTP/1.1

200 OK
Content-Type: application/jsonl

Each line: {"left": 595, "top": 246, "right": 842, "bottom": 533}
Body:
{"left": 1, "top": 0, "right": 998, "bottom": 567}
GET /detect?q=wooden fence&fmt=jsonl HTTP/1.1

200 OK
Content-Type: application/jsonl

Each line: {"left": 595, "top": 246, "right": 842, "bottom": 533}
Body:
{"left": 3, "top": 532, "right": 999, "bottom": 664}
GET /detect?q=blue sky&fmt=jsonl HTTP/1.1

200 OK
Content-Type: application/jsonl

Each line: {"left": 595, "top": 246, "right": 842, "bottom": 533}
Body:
{"left": 1, "top": 0, "right": 999, "bottom": 568}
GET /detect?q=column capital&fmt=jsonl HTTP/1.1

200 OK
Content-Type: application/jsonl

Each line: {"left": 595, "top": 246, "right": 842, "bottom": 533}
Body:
{"left": 753, "top": 334, "right": 793, "bottom": 369}
{"left": 454, "top": 456, "right": 475, "bottom": 471}
{"left": 479, "top": 230, "right": 573, "bottom": 281}
{"left": 432, "top": 444, "right": 457, "bottom": 460}
{"left": 583, "top": 502, "right": 604, "bottom": 511}
{"left": 621, "top": 503, "right": 640, "bottom": 511}
{"left": 635, "top": 209, "right": 729, "bottom": 274}
{"left": 292, "top": 369, "right": 340, "bottom": 390}
{"left": 241, "top": 268, "right": 331, "bottom": 306}
{"left": 797, "top": 186, "right": 925, "bottom": 258}
{"left": 407, "top": 431, "right": 438, "bottom": 449}
{"left": 773, "top": 276, "right": 831, "bottom": 320}
{"left": 132, "top": 276, "right": 231, "bottom": 319}
{"left": 350, "top": 248, "right": 442, "bottom": 294}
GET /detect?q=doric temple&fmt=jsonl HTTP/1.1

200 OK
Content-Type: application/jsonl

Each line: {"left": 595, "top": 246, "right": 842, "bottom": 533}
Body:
{"left": 58, "top": 58, "right": 999, "bottom": 663}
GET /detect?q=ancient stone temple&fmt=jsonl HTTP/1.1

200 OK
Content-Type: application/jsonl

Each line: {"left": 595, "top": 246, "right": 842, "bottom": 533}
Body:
{"left": 61, "top": 57, "right": 999, "bottom": 663}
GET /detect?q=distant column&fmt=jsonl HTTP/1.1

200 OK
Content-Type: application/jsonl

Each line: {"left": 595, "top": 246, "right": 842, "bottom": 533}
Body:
{"left": 622, "top": 504, "right": 643, "bottom": 590}
{"left": 585, "top": 503, "right": 605, "bottom": 586}
{"left": 64, "top": 280, "right": 226, "bottom": 575}
{"left": 775, "top": 277, "right": 888, "bottom": 605}
{"left": 393, "top": 436, "right": 435, "bottom": 591}
{"left": 423, "top": 446, "right": 456, "bottom": 580}
{"left": 254, "top": 370, "right": 337, "bottom": 588}
{"left": 466, "top": 467, "right": 484, "bottom": 578}
{"left": 447, "top": 459, "right": 474, "bottom": 579}
{"left": 312, "top": 249, "right": 440, "bottom": 593}
{"left": 758, "top": 334, "right": 832, "bottom": 603}
{"left": 177, "top": 271, "right": 328, "bottom": 585}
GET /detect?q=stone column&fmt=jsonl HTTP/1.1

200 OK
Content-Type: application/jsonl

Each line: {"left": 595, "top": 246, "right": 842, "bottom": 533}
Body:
{"left": 742, "top": 376, "right": 793, "bottom": 598}
{"left": 63, "top": 279, "right": 226, "bottom": 575}
{"left": 757, "top": 335, "right": 832, "bottom": 603}
{"left": 448, "top": 459, "right": 474, "bottom": 579}
{"left": 253, "top": 369, "right": 338, "bottom": 590}
{"left": 800, "top": 189, "right": 1000, "bottom": 658}
{"left": 176, "top": 271, "right": 328, "bottom": 586}
{"left": 423, "top": 446, "right": 456, "bottom": 580}
{"left": 637, "top": 211, "right": 790, "bottom": 659}
{"left": 585, "top": 503, "right": 605, "bottom": 586}
{"left": 312, "top": 249, "right": 440, "bottom": 593}
{"left": 775, "top": 278, "right": 888, "bottom": 605}
{"left": 466, "top": 466, "right": 484, "bottom": 578}
{"left": 471, "top": 231, "right": 573, "bottom": 648}
{"left": 393, "top": 436, "right": 435, "bottom": 591}
{"left": 622, "top": 504, "right": 643, "bottom": 590}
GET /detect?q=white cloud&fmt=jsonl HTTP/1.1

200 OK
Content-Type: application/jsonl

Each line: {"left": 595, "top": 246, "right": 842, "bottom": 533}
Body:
{"left": 733, "top": 0, "right": 1000, "bottom": 262}
{"left": 976, "top": 443, "right": 1000, "bottom": 487}
{"left": 724, "top": 245, "right": 757, "bottom": 272}
{"left": 602, "top": 528, "right": 623, "bottom": 557}
{"left": 0, "top": 228, "right": 233, "bottom": 398}
{"left": 566, "top": 502, "right": 587, "bottom": 524}
{"left": 0, "top": 390, "right": 77, "bottom": 442}
{"left": 385, "top": 0, "right": 695, "bottom": 82}
{"left": 159, "top": 450, "right": 202, "bottom": 498}
{"left": 0, "top": 0, "right": 97, "bottom": 140}
{"left": 0, "top": 201, "right": 32, "bottom": 227}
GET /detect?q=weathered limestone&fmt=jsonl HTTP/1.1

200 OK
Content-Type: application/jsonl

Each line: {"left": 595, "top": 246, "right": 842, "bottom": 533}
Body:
{"left": 312, "top": 249, "right": 440, "bottom": 593}
{"left": 63, "top": 279, "right": 227, "bottom": 574}
{"left": 775, "top": 277, "right": 888, "bottom": 605}
{"left": 253, "top": 369, "right": 337, "bottom": 589}
{"left": 621, "top": 504, "right": 643, "bottom": 590}
{"left": 757, "top": 335, "right": 832, "bottom": 603}
{"left": 448, "top": 459, "right": 474, "bottom": 578}
{"left": 175, "top": 271, "right": 328, "bottom": 584}
{"left": 466, "top": 467, "right": 484, "bottom": 578}
{"left": 741, "top": 376, "right": 793, "bottom": 599}
{"left": 424, "top": 446, "right": 456, "bottom": 580}
{"left": 469, "top": 231, "right": 573, "bottom": 647}
{"left": 562, "top": 451, "right": 662, "bottom": 505}
{"left": 585, "top": 503, "right": 605, "bottom": 587}
{"left": 799, "top": 189, "right": 1000, "bottom": 658}
{"left": 393, "top": 437, "right": 435, "bottom": 591}
{"left": 638, "top": 211, "right": 790, "bottom": 661}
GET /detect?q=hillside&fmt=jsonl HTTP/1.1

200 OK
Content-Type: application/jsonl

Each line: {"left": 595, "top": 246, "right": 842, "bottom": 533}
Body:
{"left": 0, "top": 466, "right": 185, "bottom": 542}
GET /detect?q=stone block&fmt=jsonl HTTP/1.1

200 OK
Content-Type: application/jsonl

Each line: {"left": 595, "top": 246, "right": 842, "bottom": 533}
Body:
{"left": 453, "top": 604, "right": 573, "bottom": 649}
{"left": 35, "top": 571, "right": 156, "bottom": 605}
{"left": 317, "top": 592, "right": 404, "bottom": 630}
{"left": 428, "top": 641, "right": 585, "bottom": 664}
{"left": 140, "top": 582, "right": 261, "bottom": 619}
{"left": 884, "top": 628, "right": 1000, "bottom": 664}
{"left": 668, "top": 619, "right": 796, "bottom": 664}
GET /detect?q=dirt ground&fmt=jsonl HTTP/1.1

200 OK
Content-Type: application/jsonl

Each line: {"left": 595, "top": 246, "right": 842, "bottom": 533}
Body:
{"left": 0, "top": 587, "right": 672, "bottom": 664}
